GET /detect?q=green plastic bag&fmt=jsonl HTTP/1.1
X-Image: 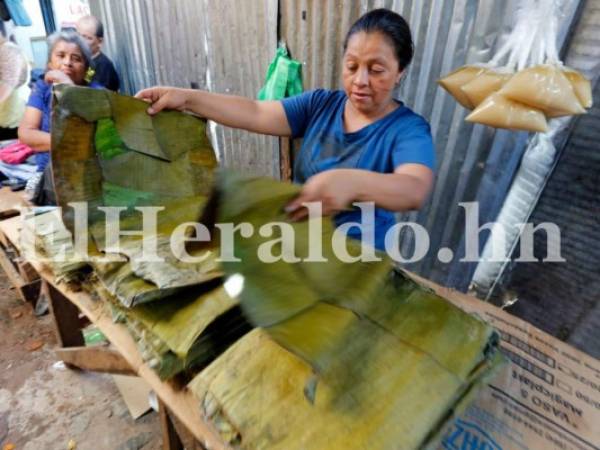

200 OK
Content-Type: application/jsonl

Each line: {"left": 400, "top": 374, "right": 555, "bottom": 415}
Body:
{"left": 258, "top": 43, "right": 303, "bottom": 100}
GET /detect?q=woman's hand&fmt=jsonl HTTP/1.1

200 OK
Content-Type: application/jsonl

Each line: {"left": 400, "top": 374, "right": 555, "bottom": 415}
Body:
{"left": 286, "top": 169, "right": 359, "bottom": 221}
{"left": 44, "top": 70, "right": 74, "bottom": 85}
{"left": 135, "top": 86, "right": 189, "bottom": 115}
{"left": 285, "top": 165, "right": 434, "bottom": 221}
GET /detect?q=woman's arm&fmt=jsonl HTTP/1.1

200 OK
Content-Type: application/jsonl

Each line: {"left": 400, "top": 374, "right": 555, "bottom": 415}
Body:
{"left": 18, "top": 107, "right": 50, "bottom": 151}
{"left": 135, "top": 87, "right": 292, "bottom": 137}
{"left": 286, "top": 165, "right": 434, "bottom": 220}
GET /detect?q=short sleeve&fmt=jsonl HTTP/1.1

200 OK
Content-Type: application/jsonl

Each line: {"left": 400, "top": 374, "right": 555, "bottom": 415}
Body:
{"left": 26, "top": 80, "right": 47, "bottom": 111}
{"left": 281, "top": 89, "right": 329, "bottom": 139}
{"left": 392, "top": 121, "right": 436, "bottom": 170}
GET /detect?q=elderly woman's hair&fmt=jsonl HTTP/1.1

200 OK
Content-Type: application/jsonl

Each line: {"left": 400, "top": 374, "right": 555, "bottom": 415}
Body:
{"left": 343, "top": 8, "right": 414, "bottom": 71}
{"left": 46, "top": 31, "right": 94, "bottom": 70}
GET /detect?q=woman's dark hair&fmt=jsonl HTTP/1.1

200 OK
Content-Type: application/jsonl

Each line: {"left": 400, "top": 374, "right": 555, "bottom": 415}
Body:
{"left": 343, "top": 8, "right": 414, "bottom": 70}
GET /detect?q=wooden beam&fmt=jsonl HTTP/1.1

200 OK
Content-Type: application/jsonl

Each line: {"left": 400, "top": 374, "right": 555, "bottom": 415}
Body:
{"left": 279, "top": 137, "right": 292, "bottom": 181}
{"left": 44, "top": 280, "right": 85, "bottom": 347}
{"left": 159, "top": 399, "right": 185, "bottom": 450}
{"left": 0, "top": 214, "right": 23, "bottom": 250}
{"left": 55, "top": 346, "right": 136, "bottom": 375}
{"left": 0, "top": 242, "right": 25, "bottom": 288}
{"left": 18, "top": 260, "right": 39, "bottom": 283}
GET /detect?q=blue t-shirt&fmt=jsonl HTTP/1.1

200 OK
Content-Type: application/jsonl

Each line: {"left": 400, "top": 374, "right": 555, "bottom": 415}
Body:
{"left": 26, "top": 78, "right": 103, "bottom": 171}
{"left": 282, "top": 89, "right": 435, "bottom": 250}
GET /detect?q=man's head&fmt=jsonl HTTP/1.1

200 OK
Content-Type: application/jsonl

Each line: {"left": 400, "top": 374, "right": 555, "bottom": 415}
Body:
{"left": 76, "top": 15, "right": 103, "bottom": 56}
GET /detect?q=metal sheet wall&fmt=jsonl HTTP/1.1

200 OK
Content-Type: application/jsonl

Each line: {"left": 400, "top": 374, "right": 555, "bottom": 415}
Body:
{"left": 89, "top": 0, "right": 279, "bottom": 177}
{"left": 280, "top": 0, "right": 580, "bottom": 288}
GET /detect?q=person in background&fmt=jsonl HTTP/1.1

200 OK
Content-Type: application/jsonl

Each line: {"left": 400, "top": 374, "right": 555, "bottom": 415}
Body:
{"left": 76, "top": 15, "right": 120, "bottom": 91}
{"left": 18, "top": 31, "right": 102, "bottom": 204}
{"left": 0, "top": 35, "right": 30, "bottom": 140}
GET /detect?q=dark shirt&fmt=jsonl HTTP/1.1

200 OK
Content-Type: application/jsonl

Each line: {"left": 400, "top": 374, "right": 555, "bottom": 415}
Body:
{"left": 92, "top": 52, "right": 120, "bottom": 92}
{"left": 26, "top": 78, "right": 103, "bottom": 170}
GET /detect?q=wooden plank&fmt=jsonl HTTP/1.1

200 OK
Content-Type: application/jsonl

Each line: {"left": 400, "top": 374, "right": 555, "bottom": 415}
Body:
{"left": 29, "top": 260, "right": 228, "bottom": 449}
{"left": 0, "top": 214, "right": 23, "bottom": 250}
{"left": 0, "top": 187, "right": 27, "bottom": 219}
{"left": 159, "top": 399, "right": 185, "bottom": 450}
{"left": 279, "top": 137, "right": 292, "bottom": 181}
{"left": 55, "top": 346, "right": 136, "bottom": 375}
{"left": 18, "top": 260, "right": 39, "bottom": 283}
{"left": 0, "top": 242, "right": 25, "bottom": 288}
{"left": 44, "top": 280, "right": 85, "bottom": 347}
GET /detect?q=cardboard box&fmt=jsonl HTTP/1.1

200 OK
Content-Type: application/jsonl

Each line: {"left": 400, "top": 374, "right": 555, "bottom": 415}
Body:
{"left": 420, "top": 279, "right": 600, "bottom": 450}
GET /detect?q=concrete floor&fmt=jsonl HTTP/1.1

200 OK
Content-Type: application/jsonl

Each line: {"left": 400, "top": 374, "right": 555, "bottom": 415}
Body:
{"left": 0, "top": 270, "right": 163, "bottom": 450}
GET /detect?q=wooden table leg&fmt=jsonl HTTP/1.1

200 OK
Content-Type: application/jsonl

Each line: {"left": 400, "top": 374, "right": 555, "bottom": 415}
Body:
{"left": 44, "top": 279, "right": 85, "bottom": 347}
{"left": 159, "top": 399, "right": 185, "bottom": 450}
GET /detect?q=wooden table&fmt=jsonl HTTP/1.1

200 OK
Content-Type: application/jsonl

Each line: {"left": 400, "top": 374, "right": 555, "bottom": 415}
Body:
{"left": 0, "top": 213, "right": 228, "bottom": 450}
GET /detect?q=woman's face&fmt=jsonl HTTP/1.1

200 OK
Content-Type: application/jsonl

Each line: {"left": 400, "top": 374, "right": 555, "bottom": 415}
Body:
{"left": 48, "top": 41, "right": 87, "bottom": 85}
{"left": 342, "top": 31, "right": 403, "bottom": 116}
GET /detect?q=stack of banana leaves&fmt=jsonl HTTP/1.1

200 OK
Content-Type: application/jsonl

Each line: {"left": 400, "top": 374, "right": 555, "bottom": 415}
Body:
{"left": 20, "top": 207, "right": 88, "bottom": 283}
{"left": 187, "top": 172, "right": 505, "bottom": 449}
{"left": 51, "top": 86, "right": 504, "bottom": 448}
{"left": 50, "top": 85, "right": 250, "bottom": 379}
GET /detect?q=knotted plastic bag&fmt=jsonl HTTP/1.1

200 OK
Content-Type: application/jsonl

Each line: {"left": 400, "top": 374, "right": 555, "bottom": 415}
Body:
{"left": 461, "top": 68, "right": 513, "bottom": 108}
{"left": 258, "top": 43, "right": 303, "bottom": 101}
{"left": 439, "top": 0, "right": 592, "bottom": 132}
{"left": 437, "top": 66, "right": 487, "bottom": 109}
{"left": 500, "top": 64, "right": 585, "bottom": 117}
{"left": 466, "top": 93, "right": 548, "bottom": 132}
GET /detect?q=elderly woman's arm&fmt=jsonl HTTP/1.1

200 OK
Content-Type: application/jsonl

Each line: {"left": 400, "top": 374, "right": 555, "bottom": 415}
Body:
{"left": 18, "top": 107, "right": 51, "bottom": 151}
{"left": 135, "top": 87, "right": 292, "bottom": 137}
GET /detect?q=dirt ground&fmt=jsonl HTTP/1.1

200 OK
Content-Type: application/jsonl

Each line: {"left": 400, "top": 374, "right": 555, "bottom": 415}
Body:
{"left": 0, "top": 270, "right": 162, "bottom": 450}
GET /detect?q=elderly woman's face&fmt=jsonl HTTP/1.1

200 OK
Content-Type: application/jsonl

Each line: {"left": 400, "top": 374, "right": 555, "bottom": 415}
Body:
{"left": 342, "top": 31, "right": 403, "bottom": 116}
{"left": 48, "top": 41, "right": 87, "bottom": 85}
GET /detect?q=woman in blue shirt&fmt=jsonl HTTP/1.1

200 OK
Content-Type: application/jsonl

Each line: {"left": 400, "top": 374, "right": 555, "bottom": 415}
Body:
{"left": 18, "top": 31, "right": 102, "bottom": 172}
{"left": 137, "top": 9, "right": 434, "bottom": 250}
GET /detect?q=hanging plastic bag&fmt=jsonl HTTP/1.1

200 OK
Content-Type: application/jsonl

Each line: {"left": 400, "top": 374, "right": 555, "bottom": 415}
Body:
{"left": 437, "top": 66, "right": 487, "bottom": 109}
{"left": 501, "top": 64, "right": 585, "bottom": 117}
{"left": 466, "top": 93, "right": 548, "bottom": 132}
{"left": 461, "top": 68, "right": 513, "bottom": 108}
{"left": 439, "top": 0, "right": 592, "bottom": 132}
{"left": 258, "top": 42, "right": 303, "bottom": 101}
{"left": 562, "top": 66, "right": 593, "bottom": 108}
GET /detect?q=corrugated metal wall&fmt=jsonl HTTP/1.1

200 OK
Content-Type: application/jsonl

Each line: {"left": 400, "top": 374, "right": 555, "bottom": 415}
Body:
{"left": 89, "top": 0, "right": 279, "bottom": 177}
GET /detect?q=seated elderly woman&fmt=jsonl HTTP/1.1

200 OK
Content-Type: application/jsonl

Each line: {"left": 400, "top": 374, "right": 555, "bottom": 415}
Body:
{"left": 18, "top": 31, "right": 102, "bottom": 173}
{"left": 18, "top": 31, "right": 102, "bottom": 203}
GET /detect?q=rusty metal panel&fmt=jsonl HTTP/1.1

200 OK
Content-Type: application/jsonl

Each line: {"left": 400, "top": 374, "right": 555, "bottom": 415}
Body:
{"left": 89, "top": 0, "right": 279, "bottom": 177}
{"left": 201, "top": 0, "right": 279, "bottom": 177}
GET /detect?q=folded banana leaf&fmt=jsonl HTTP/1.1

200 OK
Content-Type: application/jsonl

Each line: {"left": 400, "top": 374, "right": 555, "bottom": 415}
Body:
{"left": 193, "top": 172, "right": 504, "bottom": 448}
{"left": 20, "top": 208, "right": 88, "bottom": 282}
{"left": 190, "top": 321, "right": 502, "bottom": 449}
{"left": 93, "top": 279, "right": 251, "bottom": 380}
{"left": 51, "top": 85, "right": 220, "bottom": 306}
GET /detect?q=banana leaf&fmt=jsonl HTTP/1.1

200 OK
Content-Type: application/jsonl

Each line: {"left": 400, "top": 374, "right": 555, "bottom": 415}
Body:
{"left": 93, "top": 279, "right": 251, "bottom": 380}
{"left": 20, "top": 208, "right": 88, "bottom": 282}
{"left": 189, "top": 325, "right": 503, "bottom": 450}
{"left": 191, "top": 172, "right": 504, "bottom": 448}
{"left": 51, "top": 85, "right": 220, "bottom": 306}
